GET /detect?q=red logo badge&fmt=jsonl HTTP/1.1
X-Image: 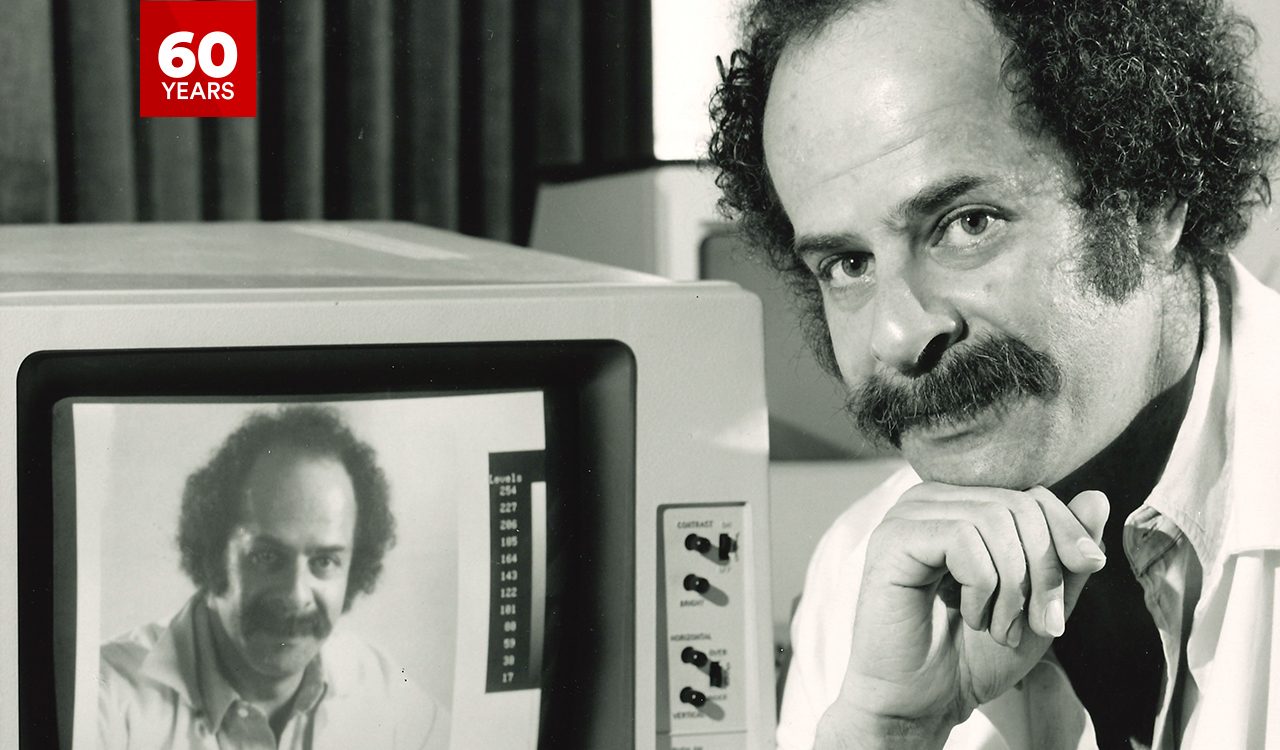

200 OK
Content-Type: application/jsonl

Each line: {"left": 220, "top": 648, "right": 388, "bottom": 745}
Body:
{"left": 139, "top": 1, "right": 257, "bottom": 118}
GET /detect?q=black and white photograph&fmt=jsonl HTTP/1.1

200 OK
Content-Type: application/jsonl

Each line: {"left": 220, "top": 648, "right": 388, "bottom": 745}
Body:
{"left": 2, "top": 0, "right": 1280, "bottom": 748}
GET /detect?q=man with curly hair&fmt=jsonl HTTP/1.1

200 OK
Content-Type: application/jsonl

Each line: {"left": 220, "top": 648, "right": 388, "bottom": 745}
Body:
{"left": 708, "top": 0, "right": 1278, "bottom": 748}
{"left": 98, "top": 406, "right": 448, "bottom": 749}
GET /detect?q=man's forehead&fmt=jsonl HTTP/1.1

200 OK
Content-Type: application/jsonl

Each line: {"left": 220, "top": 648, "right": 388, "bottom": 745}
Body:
{"left": 237, "top": 446, "right": 357, "bottom": 531}
{"left": 761, "top": 0, "right": 1024, "bottom": 227}
{"left": 229, "top": 526, "right": 351, "bottom": 553}
{"left": 767, "top": 0, "right": 1007, "bottom": 97}
{"left": 761, "top": 0, "right": 1091, "bottom": 244}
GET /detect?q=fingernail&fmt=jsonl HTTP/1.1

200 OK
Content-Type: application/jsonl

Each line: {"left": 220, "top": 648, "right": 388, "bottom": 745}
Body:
{"left": 1076, "top": 537, "right": 1107, "bottom": 565}
{"left": 1045, "top": 598, "right": 1065, "bottom": 637}
{"left": 1006, "top": 617, "right": 1024, "bottom": 649}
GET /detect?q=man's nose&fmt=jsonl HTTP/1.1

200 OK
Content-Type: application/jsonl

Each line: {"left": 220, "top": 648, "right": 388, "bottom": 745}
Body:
{"left": 281, "top": 557, "right": 316, "bottom": 609}
{"left": 869, "top": 272, "right": 964, "bottom": 375}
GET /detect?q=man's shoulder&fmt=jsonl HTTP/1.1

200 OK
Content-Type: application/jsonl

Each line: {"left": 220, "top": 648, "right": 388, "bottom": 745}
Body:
{"left": 321, "top": 631, "right": 439, "bottom": 711}
{"left": 1231, "top": 256, "right": 1280, "bottom": 323}
{"left": 776, "top": 463, "right": 920, "bottom": 748}
{"left": 793, "top": 462, "right": 919, "bottom": 619}
{"left": 97, "top": 612, "right": 197, "bottom": 730}
{"left": 320, "top": 631, "right": 447, "bottom": 748}
{"left": 323, "top": 630, "right": 420, "bottom": 691}
{"left": 99, "top": 620, "right": 168, "bottom": 685}
{"left": 808, "top": 462, "right": 919, "bottom": 573}
{"left": 1220, "top": 258, "right": 1280, "bottom": 555}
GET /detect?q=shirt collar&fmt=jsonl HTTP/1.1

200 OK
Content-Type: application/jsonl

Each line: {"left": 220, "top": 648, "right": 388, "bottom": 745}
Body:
{"left": 1139, "top": 259, "right": 1280, "bottom": 564}
{"left": 1139, "top": 271, "right": 1231, "bottom": 569}
{"left": 138, "top": 593, "right": 330, "bottom": 729}
{"left": 191, "top": 595, "right": 240, "bottom": 729}
{"left": 137, "top": 595, "right": 202, "bottom": 708}
{"left": 1218, "top": 258, "right": 1280, "bottom": 554}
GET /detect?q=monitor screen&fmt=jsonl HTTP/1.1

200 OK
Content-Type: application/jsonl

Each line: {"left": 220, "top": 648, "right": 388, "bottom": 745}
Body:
{"left": 19, "top": 342, "right": 637, "bottom": 749}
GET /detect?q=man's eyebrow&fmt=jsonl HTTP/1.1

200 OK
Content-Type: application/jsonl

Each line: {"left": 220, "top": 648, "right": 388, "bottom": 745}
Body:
{"left": 309, "top": 545, "right": 349, "bottom": 555}
{"left": 792, "top": 232, "right": 868, "bottom": 260}
{"left": 248, "top": 534, "right": 286, "bottom": 549}
{"left": 886, "top": 174, "right": 992, "bottom": 230}
{"left": 248, "top": 535, "right": 349, "bottom": 554}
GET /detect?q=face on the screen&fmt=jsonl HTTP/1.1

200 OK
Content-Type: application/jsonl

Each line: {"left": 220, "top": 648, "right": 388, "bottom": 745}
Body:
{"left": 208, "top": 446, "right": 357, "bottom": 684}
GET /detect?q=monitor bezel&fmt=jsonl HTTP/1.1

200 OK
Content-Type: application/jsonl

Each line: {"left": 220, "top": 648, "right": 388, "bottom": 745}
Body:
{"left": 17, "top": 340, "right": 637, "bottom": 748}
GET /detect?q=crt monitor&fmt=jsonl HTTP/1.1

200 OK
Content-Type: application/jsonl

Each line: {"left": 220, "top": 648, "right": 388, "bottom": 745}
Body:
{"left": 1, "top": 221, "right": 774, "bottom": 749}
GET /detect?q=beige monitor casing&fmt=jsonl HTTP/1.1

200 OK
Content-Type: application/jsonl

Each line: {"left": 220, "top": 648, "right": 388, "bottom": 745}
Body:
{"left": 0, "top": 221, "right": 775, "bottom": 750}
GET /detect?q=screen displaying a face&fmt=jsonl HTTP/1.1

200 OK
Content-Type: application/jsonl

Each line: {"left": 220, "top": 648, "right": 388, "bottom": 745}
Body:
{"left": 57, "top": 391, "right": 548, "bottom": 750}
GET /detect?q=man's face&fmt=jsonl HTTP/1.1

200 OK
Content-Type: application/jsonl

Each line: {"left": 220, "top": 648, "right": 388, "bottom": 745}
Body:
{"left": 208, "top": 446, "right": 357, "bottom": 683}
{"left": 762, "top": 0, "right": 1172, "bottom": 488}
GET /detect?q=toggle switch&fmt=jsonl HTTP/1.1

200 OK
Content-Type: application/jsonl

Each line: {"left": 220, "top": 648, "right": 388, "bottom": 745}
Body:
{"left": 679, "top": 687, "right": 707, "bottom": 707}
{"left": 709, "top": 661, "right": 725, "bottom": 688}
{"left": 683, "top": 574, "right": 710, "bottom": 594}
{"left": 685, "top": 533, "right": 712, "bottom": 553}
{"left": 681, "top": 647, "right": 708, "bottom": 668}
{"left": 718, "top": 533, "right": 735, "bottom": 562}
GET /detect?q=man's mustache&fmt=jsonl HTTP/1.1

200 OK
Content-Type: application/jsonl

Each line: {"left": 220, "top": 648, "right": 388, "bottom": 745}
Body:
{"left": 846, "top": 335, "right": 1062, "bottom": 447}
{"left": 243, "top": 598, "right": 333, "bottom": 640}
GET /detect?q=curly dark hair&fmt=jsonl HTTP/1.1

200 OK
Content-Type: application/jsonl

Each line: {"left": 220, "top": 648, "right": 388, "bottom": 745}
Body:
{"left": 177, "top": 405, "right": 396, "bottom": 611}
{"left": 709, "top": 0, "right": 1278, "bottom": 372}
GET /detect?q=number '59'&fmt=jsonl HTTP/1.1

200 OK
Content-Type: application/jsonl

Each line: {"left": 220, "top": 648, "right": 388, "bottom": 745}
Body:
{"left": 158, "top": 31, "right": 238, "bottom": 79}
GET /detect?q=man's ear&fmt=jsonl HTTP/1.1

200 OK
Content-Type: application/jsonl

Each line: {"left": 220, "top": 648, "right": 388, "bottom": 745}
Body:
{"left": 1142, "top": 196, "right": 1188, "bottom": 261}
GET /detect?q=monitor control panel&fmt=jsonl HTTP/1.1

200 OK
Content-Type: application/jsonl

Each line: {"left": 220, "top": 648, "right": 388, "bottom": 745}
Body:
{"left": 657, "top": 504, "right": 749, "bottom": 749}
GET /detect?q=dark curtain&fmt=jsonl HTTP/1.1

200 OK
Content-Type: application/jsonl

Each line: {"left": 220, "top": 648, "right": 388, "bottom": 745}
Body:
{"left": 0, "top": 0, "right": 653, "bottom": 244}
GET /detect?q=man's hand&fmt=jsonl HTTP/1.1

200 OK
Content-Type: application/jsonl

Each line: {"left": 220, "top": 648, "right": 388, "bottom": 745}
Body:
{"left": 815, "top": 485, "right": 1110, "bottom": 749}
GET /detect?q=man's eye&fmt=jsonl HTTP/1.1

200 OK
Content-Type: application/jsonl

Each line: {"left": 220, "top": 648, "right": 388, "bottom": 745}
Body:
{"left": 248, "top": 549, "right": 279, "bottom": 567}
{"left": 938, "top": 209, "right": 1003, "bottom": 247}
{"left": 817, "top": 253, "right": 874, "bottom": 288}
{"left": 311, "top": 556, "right": 342, "bottom": 576}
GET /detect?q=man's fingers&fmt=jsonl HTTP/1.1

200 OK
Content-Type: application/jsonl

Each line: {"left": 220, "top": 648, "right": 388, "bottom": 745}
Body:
{"left": 946, "top": 524, "right": 999, "bottom": 633}
{"left": 870, "top": 517, "right": 1007, "bottom": 623}
{"left": 885, "top": 485, "right": 1109, "bottom": 646}
{"left": 1062, "top": 490, "right": 1111, "bottom": 615}
{"left": 891, "top": 493, "right": 1037, "bottom": 647}
{"left": 972, "top": 506, "right": 1029, "bottom": 647}
{"left": 1024, "top": 486, "right": 1108, "bottom": 574}
{"left": 1065, "top": 490, "right": 1109, "bottom": 542}
{"left": 1003, "top": 495, "right": 1062, "bottom": 639}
